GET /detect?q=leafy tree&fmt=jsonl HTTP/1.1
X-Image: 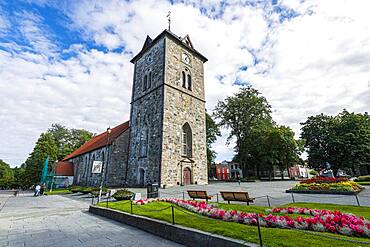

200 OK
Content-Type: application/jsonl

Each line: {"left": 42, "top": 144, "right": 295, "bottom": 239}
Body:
{"left": 247, "top": 125, "right": 302, "bottom": 180}
{"left": 0, "top": 159, "right": 14, "bottom": 189}
{"left": 206, "top": 112, "right": 221, "bottom": 165}
{"left": 301, "top": 110, "right": 370, "bottom": 176}
{"left": 23, "top": 133, "right": 58, "bottom": 187}
{"left": 11, "top": 166, "right": 27, "bottom": 189}
{"left": 18, "top": 124, "right": 93, "bottom": 188}
{"left": 333, "top": 110, "right": 370, "bottom": 175}
{"left": 301, "top": 113, "right": 336, "bottom": 169}
{"left": 48, "top": 124, "right": 93, "bottom": 161}
{"left": 214, "top": 86, "right": 272, "bottom": 177}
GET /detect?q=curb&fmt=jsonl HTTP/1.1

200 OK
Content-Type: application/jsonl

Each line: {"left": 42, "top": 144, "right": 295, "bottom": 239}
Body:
{"left": 285, "top": 189, "right": 364, "bottom": 195}
{"left": 89, "top": 205, "right": 258, "bottom": 247}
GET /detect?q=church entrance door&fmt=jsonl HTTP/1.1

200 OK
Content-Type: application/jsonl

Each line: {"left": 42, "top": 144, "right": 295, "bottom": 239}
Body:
{"left": 139, "top": 168, "right": 145, "bottom": 186}
{"left": 183, "top": 167, "right": 191, "bottom": 185}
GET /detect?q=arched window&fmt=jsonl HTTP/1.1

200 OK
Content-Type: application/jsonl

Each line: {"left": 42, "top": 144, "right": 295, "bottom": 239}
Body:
{"left": 182, "top": 123, "right": 192, "bottom": 157}
{"left": 148, "top": 71, "right": 152, "bottom": 89}
{"left": 140, "top": 126, "right": 149, "bottom": 157}
{"left": 182, "top": 71, "right": 186, "bottom": 88}
{"left": 143, "top": 75, "right": 148, "bottom": 91}
{"left": 187, "top": 74, "right": 192, "bottom": 90}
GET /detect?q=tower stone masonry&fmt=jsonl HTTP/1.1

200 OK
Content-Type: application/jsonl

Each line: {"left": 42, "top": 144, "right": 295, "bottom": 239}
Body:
{"left": 127, "top": 30, "right": 208, "bottom": 188}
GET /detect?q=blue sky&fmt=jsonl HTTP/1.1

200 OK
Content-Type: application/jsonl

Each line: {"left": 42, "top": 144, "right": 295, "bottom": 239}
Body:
{"left": 0, "top": 0, "right": 369, "bottom": 167}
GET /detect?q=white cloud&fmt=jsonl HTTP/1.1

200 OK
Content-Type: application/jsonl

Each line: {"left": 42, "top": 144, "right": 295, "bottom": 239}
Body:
{"left": 1, "top": 0, "right": 370, "bottom": 166}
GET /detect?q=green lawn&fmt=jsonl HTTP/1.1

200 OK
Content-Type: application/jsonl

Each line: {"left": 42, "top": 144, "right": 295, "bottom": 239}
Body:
{"left": 44, "top": 188, "right": 71, "bottom": 195}
{"left": 97, "top": 200, "right": 370, "bottom": 247}
{"left": 358, "top": 181, "right": 370, "bottom": 186}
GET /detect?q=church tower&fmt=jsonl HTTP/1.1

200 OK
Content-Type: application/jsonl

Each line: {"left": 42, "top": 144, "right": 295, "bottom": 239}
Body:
{"left": 127, "top": 30, "right": 208, "bottom": 188}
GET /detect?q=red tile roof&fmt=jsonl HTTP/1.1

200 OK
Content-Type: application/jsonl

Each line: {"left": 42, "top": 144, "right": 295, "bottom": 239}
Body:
{"left": 55, "top": 161, "right": 74, "bottom": 176}
{"left": 62, "top": 121, "right": 130, "bottom": 161}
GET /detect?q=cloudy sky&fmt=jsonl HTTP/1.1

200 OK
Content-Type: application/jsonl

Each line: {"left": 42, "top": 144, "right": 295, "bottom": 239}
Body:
{"left": 0, "top": 0, "right": 369, "bottom": 167}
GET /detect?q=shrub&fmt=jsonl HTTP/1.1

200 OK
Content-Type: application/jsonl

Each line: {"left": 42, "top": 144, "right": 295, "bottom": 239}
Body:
{"left": 112, "top": 189, "right": 134, "bottom": 201}
{"left": 357, "top": 175, "right": 370, "bottom": 181}
{"left": 80, "top": 187, "right": 94, "bottom": 194}
{"left": 91, "top": 187, "right": 108, "bottom": 196}
{"left": 292, "top": 181, "right": 363, "bottom": 192}
{"left": 309, "top": 170, "right": 318, "bottom": 176}
{"left": 69, "top": 186, "right": 83, "bottom": 193}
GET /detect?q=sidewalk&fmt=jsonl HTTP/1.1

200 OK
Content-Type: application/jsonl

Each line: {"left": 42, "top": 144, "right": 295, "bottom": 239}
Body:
{"left": 0, "top": 193, "right": 183, "bottom": 247}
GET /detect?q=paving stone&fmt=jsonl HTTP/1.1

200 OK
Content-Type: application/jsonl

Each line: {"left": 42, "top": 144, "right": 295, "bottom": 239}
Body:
{"left": 0, "top": 193, "right": 182, "bottom": 247}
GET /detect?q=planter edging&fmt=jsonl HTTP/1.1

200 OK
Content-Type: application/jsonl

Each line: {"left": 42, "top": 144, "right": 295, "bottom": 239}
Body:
{"left": 89, "top": 205, "right": 257, "bottom": 247}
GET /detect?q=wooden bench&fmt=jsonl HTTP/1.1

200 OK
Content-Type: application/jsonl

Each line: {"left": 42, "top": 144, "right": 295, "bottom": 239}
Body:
{"left": 187, "top": 190, "right": 213, "bottom": 202}
{"left": 220, "top": 191, "right": 255, "bottom": 205}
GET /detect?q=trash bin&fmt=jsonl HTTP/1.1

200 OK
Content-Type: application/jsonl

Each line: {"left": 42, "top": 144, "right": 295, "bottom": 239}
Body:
{"left": 147, "top": 183, "right": 159, "bottom": 198}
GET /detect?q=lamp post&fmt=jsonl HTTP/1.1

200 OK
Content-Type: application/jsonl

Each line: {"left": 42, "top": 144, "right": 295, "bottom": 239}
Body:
{"left": 98, "top": 127, "right": 111, "bottom": 202}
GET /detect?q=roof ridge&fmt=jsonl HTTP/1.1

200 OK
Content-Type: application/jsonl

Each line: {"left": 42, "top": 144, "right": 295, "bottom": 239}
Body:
{"left": 62, "top": 121, "right": 130, "bottom": 161}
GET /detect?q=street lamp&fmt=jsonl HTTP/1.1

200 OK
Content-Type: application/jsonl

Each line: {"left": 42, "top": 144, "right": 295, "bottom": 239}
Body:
{"left": 98, "top": 127, "right": 111, "bottom": 202}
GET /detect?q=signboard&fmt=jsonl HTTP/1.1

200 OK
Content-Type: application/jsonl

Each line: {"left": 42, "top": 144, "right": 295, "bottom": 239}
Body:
{"left": 110, "top": 189, "right": 117, "bottom": 197}
{"left": 91, "top": 161, "right": 103, "bottom": 174}
{"left": 134, "top": 193, "right": 141, "bottom": 201}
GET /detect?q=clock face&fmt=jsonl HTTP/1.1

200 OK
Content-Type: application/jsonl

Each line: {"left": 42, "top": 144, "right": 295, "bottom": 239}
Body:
{"left": 182, "top": 53, "right": 190, "bottom": 64}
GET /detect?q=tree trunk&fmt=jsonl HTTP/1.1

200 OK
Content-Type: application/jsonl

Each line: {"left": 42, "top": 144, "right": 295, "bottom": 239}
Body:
{"left": 268, "top": 167, "right": 272, "bottom": 181}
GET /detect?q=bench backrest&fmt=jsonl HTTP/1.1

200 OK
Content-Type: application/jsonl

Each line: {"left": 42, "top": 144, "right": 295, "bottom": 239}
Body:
{"left": 187, "top": 190, "right": 208, "bottom": 198}
{"left": 220, "top": 191, "right": 250, "bottom": 201}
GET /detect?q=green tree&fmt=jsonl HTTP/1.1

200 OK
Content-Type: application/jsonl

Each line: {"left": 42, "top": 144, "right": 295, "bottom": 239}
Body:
{"left": 23, "top": 133, "right": 58, "bottom": 187}
{"left": 11, "top": 166, "right": 27, "bottom": 189}
{"left": 48, "top": 124, "right": 93, "bottom": 161}
{"left": 214, "top": 86, "right": 272, "bottom": 177}
{"left": 206, "top": 112, "right": 221, "bottom": 165}
{"left": 333, "top": 110, "right": 370, "bottom": 175}
{"left": 0, "top": 159, "right": 14, "bottom": 189}
{"left": 206, "top": 112, "right": 221, "bottom": 179}
{"left": 247, "top": 125, "right": 302, "bottom": 180}
{"left": 301, "top": 110, "right": 370, "bottom": 176}
{"left": 301, "top": 113, "right": 337, "bottom": 169}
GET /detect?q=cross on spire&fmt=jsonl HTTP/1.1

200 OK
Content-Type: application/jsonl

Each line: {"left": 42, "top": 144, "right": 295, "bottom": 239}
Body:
{"left": 167, "top": 11, "right": 171, "bottom": 31}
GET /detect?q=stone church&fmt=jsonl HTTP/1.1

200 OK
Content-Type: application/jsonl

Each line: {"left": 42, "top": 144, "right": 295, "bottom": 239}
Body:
{"left": 63, "top": 29, "right": 208, "bottom": 188}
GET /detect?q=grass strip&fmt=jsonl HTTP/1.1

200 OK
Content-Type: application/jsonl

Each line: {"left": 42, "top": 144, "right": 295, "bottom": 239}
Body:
{"left": 45, "top": 189, "right": 71, "bottom": 195}
{"left": 97, "top": 200, "right": 370, "bottom": 247}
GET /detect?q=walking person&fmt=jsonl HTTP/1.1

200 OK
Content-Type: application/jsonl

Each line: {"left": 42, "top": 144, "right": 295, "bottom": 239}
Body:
{"left": 40, "top": 183, "right": 46, "bottom": 196}
{"left": 34, "top": 184, "right": 41, "bottom": 197}
{"left": 237, "top": 173, "right": 241, "bottom": 185}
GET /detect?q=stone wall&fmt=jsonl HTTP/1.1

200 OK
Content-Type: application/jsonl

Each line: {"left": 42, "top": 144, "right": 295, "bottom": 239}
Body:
{"left": 71, "top": 130, "right": 129, "bottom": 187}
{"left": 106, "top": 129, "right": 129, "bottom": 187}
{"left": 127, "top": 38, "right": 165, "bottom": 186}
{"left": 71, "top": 147, "right": 108, "bottom": 187}
{"left": 160, "top": 36, "right": 208, "bottom": 187}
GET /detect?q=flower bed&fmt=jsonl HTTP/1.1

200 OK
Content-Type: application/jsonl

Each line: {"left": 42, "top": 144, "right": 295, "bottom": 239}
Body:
{"left": 134, "top": 198, "right": 370, "bottom": 238}
{"left": 287, "top": 177, "right": 364, "bottom": 194}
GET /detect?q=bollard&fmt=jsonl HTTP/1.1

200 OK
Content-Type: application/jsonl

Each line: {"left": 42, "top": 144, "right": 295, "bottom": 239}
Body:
{"left": 91, "top": 196, "right": 94, "bottom": 205}
{"left": 355, "top": 194, "right": 360, "bottom": 206}
{"left": 266, "top": 195, "right": 271, "bottom": 207}
{"left": 216, "top": 193, "right": 219, "bottom": 203}
{"left": 256, "top": 215, "right": 263, "bottom": 247}
{"left": 130, "top": 200, "right": 133, "bottom": 214}
{"left": 291, "top": 193, "right": 295, "bottom": 203}
{"left": 171, "top": 205, "right": 175, "bottom": 225}
{"left": 182, "top": 191, "right": 185, "bottom": 200}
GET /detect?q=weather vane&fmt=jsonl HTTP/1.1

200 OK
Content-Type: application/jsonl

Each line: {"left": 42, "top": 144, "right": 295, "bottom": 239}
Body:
{"left": 167, "top": 11, "right": 171, "bottom": 31}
